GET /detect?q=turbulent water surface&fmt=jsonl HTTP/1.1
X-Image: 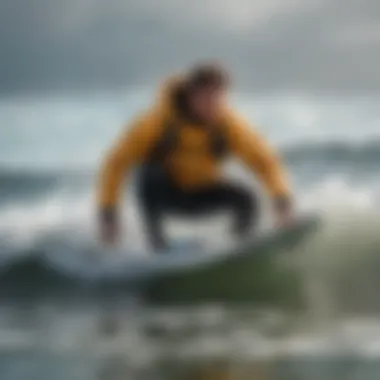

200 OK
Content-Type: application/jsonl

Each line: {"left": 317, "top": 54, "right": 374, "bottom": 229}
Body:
{"left": 1, "top": 94, "right": 380, "bottom": 379}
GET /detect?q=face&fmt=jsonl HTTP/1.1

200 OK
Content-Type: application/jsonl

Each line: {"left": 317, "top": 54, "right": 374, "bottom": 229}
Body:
{"left": 188, "top": 86, "right": 225, "bottom": 123}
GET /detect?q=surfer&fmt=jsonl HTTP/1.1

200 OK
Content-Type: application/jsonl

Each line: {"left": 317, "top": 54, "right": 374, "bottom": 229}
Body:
{"left": 98, "top": 63, "right": 293, "bottom": 250}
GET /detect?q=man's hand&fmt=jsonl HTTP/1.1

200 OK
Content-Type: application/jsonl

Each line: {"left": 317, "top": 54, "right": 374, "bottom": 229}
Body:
{"left": 274, "top": 197, "right": 294, "bottom": 229}
{"left": 275, "top": 207, "right": 294, "bottom": 228}
{"left": 99, "top": 208, "right": 120, "bottom": 246}
{"left": 100, "top": 220, "right": 119, "bottom": 246}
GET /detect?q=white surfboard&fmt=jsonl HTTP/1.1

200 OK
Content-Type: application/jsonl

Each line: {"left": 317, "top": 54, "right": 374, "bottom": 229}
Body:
{"left": 36, "top": 213, "right": 320, "bottom": 306}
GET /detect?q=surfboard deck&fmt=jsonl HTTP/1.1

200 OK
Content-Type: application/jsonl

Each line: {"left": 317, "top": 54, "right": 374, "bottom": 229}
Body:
{"left": 142, "top": 213, "right": 320, "bottom": 306}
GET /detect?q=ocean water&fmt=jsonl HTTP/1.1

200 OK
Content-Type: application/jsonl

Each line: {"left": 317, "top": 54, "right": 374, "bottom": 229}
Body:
{"left": 1, "top": 93, "right": 380, "bottom": 379}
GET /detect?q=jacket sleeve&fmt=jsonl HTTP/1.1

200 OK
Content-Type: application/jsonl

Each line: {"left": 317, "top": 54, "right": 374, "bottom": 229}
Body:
{"left": 97, "top": 110, "right": 164, "bottom": 210}
{"left": 226, "top": 112, "right": 291, "bottom": 203}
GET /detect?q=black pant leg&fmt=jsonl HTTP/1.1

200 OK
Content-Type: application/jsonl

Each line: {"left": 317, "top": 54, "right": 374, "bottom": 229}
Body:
{"left": 224, "top": 183, "right": 258, "bottom": 236}
{"left": 137, "top": 164, "right": 175, "bottom": 250}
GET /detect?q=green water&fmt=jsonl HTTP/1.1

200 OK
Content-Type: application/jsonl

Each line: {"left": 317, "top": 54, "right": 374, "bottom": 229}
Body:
{"left": 1, "top": 301, "right": 380, "bottom": 379}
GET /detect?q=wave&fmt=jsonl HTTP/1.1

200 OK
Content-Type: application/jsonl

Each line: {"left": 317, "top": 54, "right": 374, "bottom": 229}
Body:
{"left": 283, "top": 139, "right": 380, "bottom": 166}
{"left": 0, "top": 167, "right": 94, "bottom": 207}
{"left": 0, "top": 253, "right": 147, "bottom": 301}
{"left": 0, "top": 177, "right": 378, "bottom": 313}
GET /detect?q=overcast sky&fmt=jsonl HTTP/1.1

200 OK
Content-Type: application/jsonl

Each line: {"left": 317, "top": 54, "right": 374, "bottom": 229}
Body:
{"left": 0, "top": 0, "right": 379, "bottom": 95}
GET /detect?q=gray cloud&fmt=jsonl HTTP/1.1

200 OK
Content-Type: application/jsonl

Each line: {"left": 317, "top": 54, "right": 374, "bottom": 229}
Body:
{"left": 0, "top": 0, "right": 379, "bottom": 95}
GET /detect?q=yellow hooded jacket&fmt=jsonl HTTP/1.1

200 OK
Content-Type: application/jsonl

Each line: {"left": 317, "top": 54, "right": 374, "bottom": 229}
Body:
{"left": 98, "top": 78, "right": 291, "bottom": 209}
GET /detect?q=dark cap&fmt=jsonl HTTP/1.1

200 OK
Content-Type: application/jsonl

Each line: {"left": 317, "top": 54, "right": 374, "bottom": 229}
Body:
{"left": 187, "top": 63, "right": 229, "bottom": 91}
